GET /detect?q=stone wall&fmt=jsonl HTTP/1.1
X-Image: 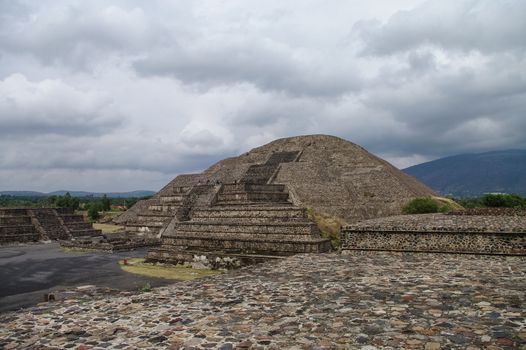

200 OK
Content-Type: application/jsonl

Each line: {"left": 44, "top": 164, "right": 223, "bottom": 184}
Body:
{"left": 342, "top": 230, "right": 524, "bottom": 255}
{"left": 341, "top": 214, "right": 526, "bottom": 255}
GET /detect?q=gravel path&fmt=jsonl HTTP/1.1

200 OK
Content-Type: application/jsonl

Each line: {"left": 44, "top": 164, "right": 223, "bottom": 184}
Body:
{"left": 1, "top": 251, "right": 525, "bottom": 349}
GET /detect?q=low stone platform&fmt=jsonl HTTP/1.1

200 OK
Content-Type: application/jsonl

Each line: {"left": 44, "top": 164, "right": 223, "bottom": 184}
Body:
{"left": 0, "top": 208, "right": 101, "bottom": 244}
{"left": 60, "top": 233, "right": 160, "bottom": 252}
{"left": 0, "top": 252, "right": 524, "bottom": 349}
{"left": 342, "top": 213, "right": 526, "bottom": 255}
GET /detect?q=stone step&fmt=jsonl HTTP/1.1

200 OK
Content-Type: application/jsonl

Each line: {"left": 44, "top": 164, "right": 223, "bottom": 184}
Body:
{"left": 216, "top": 191, "right": 290, "bottom": 203}
{"left": 0, "top": 208, "right": 28, "bottom": 216}
{"left": 265, "top": 151, "right": 300, "bottom": 164}
{"left": 133, "top": 217, "right": 172, "bottom": 228}
{"left": 126, "top": 224, "right": 163, "bottom": 235}
{"left": 189, "top": 216, "right": 308, "bottom": 224}
{"left": 65, "top": 222, "right": 93, "bottom": 230}
{"left": 0, "top": 233, "right": 40, "bottom": 243}
{"left": 159, "top": 196, "right": 185, "bottom": 204}
{"left": 69, "top": 229, "right": 103, "bottom": 237}
{"left": 159, "top": 237, "right": 331, "bottom": 254}
{"left": 146, "top": 248, "right": 287, "bottom": 265}
{"left": 214, "top": 201, "right": 293, "bottom": 207}
{"left": 171, "top": 186, "right": 192, "bottom": 194}
{"left": 173, "top": 222, "right": 318, "bottom": 235}
{"left": 163, "top": 231, "right": 322, "bottom": 242}
{"left": 0, "top": 216, "right": 32, "bottom": 225}
{"left": 220, "top": 183, "right": 286, "bottom": 193}
{"left": 60, "top": 214, "right": 85, "bottom": 223}
{"left": 137, "top": 212, "right": 173, "bottom": 219}
{"left": 192, "top": 207, "right": 307, "bottom": 220}
{"left": 148, "top": 205, "right": 179, "bottom": 213}
{"left": 44, "top": 225, "right": 70, "bottom": 240}
{"left": 0, "top": 225, "right": 36, "bottom": 235}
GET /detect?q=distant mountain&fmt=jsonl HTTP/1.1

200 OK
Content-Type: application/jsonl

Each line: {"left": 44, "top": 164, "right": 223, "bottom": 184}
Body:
{"left": 0, "top": 190, "right": 155, "bottom": 198}
{"left": 403, "top": 150, "right": 526, "bottom": 197}
{"left": 0, "top": 191, "right": 44, "bottom": 197}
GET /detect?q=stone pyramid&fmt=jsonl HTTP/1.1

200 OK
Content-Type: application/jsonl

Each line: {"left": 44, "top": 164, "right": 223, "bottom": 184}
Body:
{"left": 115, "top": 135, "right": 435, "bottom": 264}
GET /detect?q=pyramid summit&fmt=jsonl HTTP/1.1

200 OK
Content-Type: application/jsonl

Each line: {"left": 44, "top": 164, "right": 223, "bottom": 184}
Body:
{"left": 115, "top": 134, "right": 435, "bottom": 264}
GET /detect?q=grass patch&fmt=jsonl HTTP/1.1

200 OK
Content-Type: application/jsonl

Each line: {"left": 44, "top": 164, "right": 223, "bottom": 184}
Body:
{"left": 118, "top": 258, "right": 222, "bottom": 281}
{"left": 307, "top": 208, "right": 344, "bottom": 249}
{"left": 93, "top": 223, "right": 125, "bottom": 234}
{"left": 432, "top": 196, "right": 464, "bottom": 211}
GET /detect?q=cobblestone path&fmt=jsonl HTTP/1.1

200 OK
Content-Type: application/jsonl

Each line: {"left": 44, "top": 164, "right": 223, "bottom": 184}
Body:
{"left": 0, "top": 252, "right": 524, "bottom": 349}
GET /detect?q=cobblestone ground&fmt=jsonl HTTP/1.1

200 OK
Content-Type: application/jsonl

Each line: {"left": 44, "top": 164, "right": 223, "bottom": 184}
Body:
{"left": 0, "top": 252, "right": 525, "bottom": 350}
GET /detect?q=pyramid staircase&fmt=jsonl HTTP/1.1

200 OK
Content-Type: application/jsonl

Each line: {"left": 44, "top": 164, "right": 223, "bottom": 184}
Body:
{"left": 56, "top": 208, "right": 102, "bottom": 238}
{"left": 147, "top": 151, "right": 331, "bottom": 266}
{"left": 0, "top": 208, "right": 101, "bottom": 244}
{"left": 124, "top": 185, "right": 194, "bottom": 236}
{"left": 0, "top": 209, "right": 40, "bottom": 244}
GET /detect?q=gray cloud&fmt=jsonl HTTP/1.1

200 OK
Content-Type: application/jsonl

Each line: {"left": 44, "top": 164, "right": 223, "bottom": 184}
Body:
{"left": 355, "top": 0, "right": 526, "bottom": 55}
{"left": 0, "top": 0, "right": 525, "bottom": 192}
{"left": 0, "top": 1, "right": 163, "bottom": 69}
{"left": 133, "top": 43, "right": 362, "bottom": 97}
{"left": 0, "top": 74, "right": 121, "bottom": 137}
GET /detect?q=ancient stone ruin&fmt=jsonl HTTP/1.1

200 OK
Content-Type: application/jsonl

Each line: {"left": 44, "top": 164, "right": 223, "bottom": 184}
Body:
{"left": 0, "top": 208, "right": 101, "bottom": 244}
{"left": 115, "top": 135, "right": 435, "bottom": 264}
{"left": 341, "top": 210, "right": 526, "bottom": 255}
{"left": 60, "top": 232, "right": 159, "bottom": 252}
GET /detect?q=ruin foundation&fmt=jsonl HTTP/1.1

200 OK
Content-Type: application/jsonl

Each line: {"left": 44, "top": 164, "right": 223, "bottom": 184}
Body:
{"left": 342, "top": 213, "right": 526, "bottom": 255}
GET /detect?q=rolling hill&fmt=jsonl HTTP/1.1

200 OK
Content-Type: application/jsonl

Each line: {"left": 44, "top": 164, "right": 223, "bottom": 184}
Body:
{"left": 0, "top": 190, "right": 155, "bottom": 198}
{"left": 403, "top": 150, "right": 526, "bottom": 197}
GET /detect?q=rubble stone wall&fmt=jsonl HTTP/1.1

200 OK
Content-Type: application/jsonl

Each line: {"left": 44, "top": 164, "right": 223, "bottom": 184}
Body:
{"left": 341, "top": 230, "right": 525, "bottom": 255}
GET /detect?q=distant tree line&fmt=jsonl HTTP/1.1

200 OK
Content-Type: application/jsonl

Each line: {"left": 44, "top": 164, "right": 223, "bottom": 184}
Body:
{"left": 456, "top": 193, "right": 526, "bottom": 209}
{"left": 404, "top": 193, "right": 526, "bottom": 214}
{"left": 0, "top": 192, "right": 150, "bottom": 220}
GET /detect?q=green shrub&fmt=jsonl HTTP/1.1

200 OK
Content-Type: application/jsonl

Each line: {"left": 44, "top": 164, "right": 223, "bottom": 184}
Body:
{"left": 482, "top": 193, "right": 525, "bottom": 208}
{"left": 402, "top": 197, "right": 448, "bottom": 214}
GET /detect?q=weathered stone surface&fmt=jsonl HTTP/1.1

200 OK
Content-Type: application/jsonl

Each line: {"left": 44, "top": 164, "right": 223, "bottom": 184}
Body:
{"left": 0, "top": 252, "right": 524, "bottom": 349}
{"left": 341, "top": 213, "right": 526, "bottom": 255}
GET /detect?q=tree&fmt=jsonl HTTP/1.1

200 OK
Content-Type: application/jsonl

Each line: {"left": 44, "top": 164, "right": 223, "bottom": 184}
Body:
{"left": 101, "top": 194, "right": 111, "bottom": 211}
{"left": 54, "top": 192, "right": 80, "bottom": 210}
{"left": 87, "top": 201, "right": 103, "bottom": 221}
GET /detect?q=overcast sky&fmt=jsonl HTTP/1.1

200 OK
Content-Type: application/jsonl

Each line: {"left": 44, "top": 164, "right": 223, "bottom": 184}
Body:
{"left": 1, "top": 0, "right": 525, "bottom": 192}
